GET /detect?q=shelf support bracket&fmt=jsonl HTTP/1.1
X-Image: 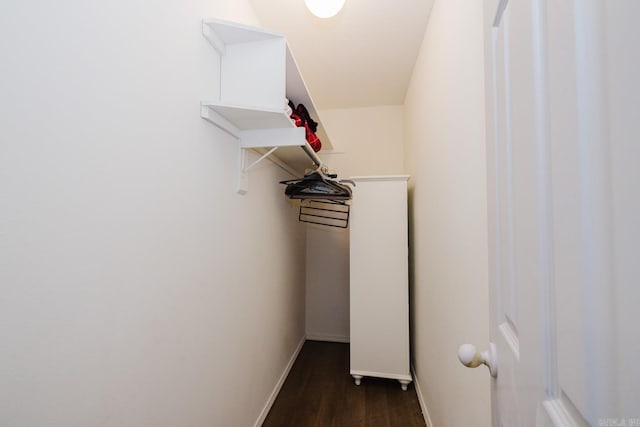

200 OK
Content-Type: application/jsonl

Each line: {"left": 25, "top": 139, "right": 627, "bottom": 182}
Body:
{"left": 237, "top": 146, "right": 279, "bottom": 195}
{"left": 243, "top": 146, "right": 279, "bottom": 172}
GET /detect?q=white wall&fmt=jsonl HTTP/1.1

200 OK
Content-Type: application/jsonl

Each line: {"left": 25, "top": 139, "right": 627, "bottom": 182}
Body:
{"left": 305, "top": 106, "right": 404, "bottom": 341}
{"left": 305, "top": 225, "right": 350, "bottom": 342}
{"left": 320, "top": 105, "right": 405, "bottom": 178}
{"left": 403, "top": 0, "right": 491, "bottom": 425}
{"left": 0, "top": 1, "right": 307, "bottom": 426}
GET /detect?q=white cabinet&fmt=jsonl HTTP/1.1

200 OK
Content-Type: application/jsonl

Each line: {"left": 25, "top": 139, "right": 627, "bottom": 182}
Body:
{"left": 349, "top": 175, "right": 411, "bottom": 390}
{"left": 200, "top": 19, "right": 332, "bottom": 193}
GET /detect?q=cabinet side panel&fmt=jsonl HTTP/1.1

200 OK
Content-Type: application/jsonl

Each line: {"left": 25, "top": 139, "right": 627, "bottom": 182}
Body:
{"left": 350, "top": 179, "right": 410, "bottom": 377}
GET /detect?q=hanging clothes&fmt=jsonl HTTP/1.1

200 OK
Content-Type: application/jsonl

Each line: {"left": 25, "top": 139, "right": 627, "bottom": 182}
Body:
{"left": 280, "top": 171, "right": 354, "bottom": 200}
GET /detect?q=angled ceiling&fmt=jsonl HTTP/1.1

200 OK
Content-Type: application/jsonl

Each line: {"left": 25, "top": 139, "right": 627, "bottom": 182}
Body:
{"left": 249, "top": 0, "right": 434, "bottom": 109}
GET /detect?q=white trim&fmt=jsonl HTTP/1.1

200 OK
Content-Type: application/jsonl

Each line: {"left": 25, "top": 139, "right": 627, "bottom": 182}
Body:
{"left": 411, "top": 365, "right": 433, "bottom": 427}
{"left": 499, "top": 320, "right": 520, "bottom": 361}
{"left": 539, "top": 397, "right": 588, "bottom": 427}
{"left": 350, "top": 369, "right": 412, "bottom": 382}
{"left": 574, "top": 1, "right": 615, "bottom": 419}
{"left": 349, "top": 175, "right": 410, "bottom": 182}
{"left": 253, "top": 336, "right": 306, "bottom": 427}
{"left": 531, "top": 0, "right": 558, "bottom": 398}
{"left": 305, "top": 333, "right": 350, "bottom": 343}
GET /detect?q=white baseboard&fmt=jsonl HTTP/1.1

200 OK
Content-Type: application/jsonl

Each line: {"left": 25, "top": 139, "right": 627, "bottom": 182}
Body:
{"left": 411, "top": 365, "right": 434, "bottom": 427}
{"left": 254, "top": 336, "right": 306, "bottom": 427}
{"left": 305, "top": 332, "right": 350, "bottom": 343}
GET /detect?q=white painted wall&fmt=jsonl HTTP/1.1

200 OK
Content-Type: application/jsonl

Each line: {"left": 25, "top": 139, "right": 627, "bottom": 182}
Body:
{"left": 403, "top": 0, "right": 491, "bottom": 425}
{"left": 305, "top": 225, "right": 350, "bottom": 342}
{"left": 320, "top": 105, "right": 405, "bottom": 178}
{"left": 305, "top": 106, "right": 404, "bottom": 341}
{"left": 0, "top": 1, "right": 307, "bottom": 426}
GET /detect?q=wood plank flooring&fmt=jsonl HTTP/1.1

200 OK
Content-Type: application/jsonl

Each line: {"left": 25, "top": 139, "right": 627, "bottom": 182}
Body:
{"left": 263, "top": 341, "right": 426, "bottom": 427}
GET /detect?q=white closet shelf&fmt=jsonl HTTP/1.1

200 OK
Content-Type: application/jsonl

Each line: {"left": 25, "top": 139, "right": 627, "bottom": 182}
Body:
{"left": 202, "top": 18, "right": 282, "bottom": 52}
{"left": 200, "top": 102, "right": 296, "bottom": 137}
{"left": 200, "top": 101, "right": 323, "bottom": 178}
{"left": 201, "top": 18, "right": 331, "bottom": 193}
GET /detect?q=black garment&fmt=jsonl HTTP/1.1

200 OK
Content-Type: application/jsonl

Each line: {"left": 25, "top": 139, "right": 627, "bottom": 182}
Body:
{"left": 281, "top": 172, "right": 353, "bottom": 200}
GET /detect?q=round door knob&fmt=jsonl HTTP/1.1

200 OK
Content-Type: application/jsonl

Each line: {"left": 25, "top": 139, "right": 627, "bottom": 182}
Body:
{"left": 458, "top": 343, "right": 497, "bottom": 377}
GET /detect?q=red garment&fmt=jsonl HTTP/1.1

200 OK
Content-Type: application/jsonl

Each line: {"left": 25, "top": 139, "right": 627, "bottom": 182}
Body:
{"left": 305, "top": 122, "right": 321, "bottom": 152}
{"left": 290, "top": 112, "right": 303, "bottom": 127}
{"left": 289, "top": 104, "right": 321, "bottom": 152}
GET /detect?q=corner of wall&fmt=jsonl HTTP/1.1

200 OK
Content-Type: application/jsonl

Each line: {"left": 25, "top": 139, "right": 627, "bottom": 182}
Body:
{"left": 402, "top": 0, "right": 491, "bottom": 425}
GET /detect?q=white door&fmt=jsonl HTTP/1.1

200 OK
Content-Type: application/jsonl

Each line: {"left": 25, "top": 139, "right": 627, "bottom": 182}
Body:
{"left": 479, "top": 0, "right": 640, "bottom": 425}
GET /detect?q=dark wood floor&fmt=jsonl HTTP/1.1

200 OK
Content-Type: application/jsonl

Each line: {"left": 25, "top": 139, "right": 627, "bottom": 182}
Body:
{"left": 263, "top": 341, "right": 426, "bottom": 427}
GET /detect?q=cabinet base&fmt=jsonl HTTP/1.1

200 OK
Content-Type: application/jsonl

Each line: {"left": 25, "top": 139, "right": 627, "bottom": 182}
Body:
{"left": 350, "top": 372, "right": 412, "bottom": 391}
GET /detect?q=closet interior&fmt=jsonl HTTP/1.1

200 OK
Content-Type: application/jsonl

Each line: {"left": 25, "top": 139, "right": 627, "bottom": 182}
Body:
{"left": 201, "top": 17, "right": 411, "bottom": 391}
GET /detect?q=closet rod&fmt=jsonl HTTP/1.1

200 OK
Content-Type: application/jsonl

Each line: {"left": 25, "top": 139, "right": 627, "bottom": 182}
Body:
{"left": 301, "top": 142, "right": 324, "bottom": 169}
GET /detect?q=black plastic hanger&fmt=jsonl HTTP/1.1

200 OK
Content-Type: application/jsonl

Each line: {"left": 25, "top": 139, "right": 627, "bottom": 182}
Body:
{"left": 280, "top": 171, "right": 354, "bottom": 200}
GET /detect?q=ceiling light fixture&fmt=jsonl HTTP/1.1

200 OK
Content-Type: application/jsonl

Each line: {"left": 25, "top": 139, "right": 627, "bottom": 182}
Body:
{"left": 304, "top": 0, "right": 346, "bottom": 18}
